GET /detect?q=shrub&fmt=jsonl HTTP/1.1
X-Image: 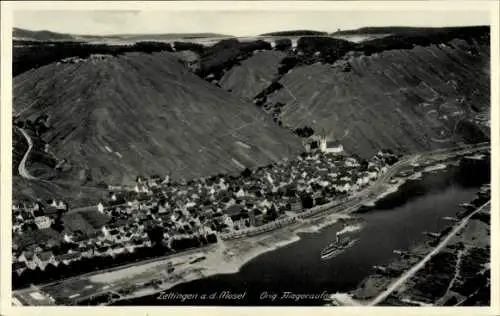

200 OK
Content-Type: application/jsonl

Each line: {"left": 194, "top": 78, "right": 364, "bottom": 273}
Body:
{"left": 275, "top": 38, "right": 292, "bottom": 51}
{"left": 294, "top": 126, "right": 315, "bottom": 138}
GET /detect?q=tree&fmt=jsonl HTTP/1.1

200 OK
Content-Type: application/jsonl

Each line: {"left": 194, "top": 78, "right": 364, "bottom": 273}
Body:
{"left": 359, "top": 158, "right": 369, "bottom": 171}
{"left": 146, "top": 225, "right": 164, "bottom": 248}
{"left": 43, "top": 263, "right": 59, "bottom": 282}
{"left": 274, "top": 38, "right": 292, "bottom": 51}
{"left": 51, "top": 208, "right": 65, "bottom": 232}
{"left": 300, "top": 194, "right": 314, "bottom": 209}
{"left": 266, "top": 205, "right": 279, "bottom": 221}
{"left": 278, "top": 56, "right": 299, "bottom": 75}
{"left": 207, "top": 233, "right": 217, "bottom": 244}
{"left": 284, "top": 187, "right": 296, "bottom": 198}
{"left": 241, "top": 168, "right": 252, "bottom": 178}
{"left": 294, "top": 126, "right": 315, "bottom": 138}
{"left": 51, "top": 217, "right": 64, "bottom": 233}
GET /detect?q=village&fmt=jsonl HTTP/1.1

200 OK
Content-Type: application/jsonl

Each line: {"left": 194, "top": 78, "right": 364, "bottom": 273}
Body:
{"left": 11, "top": 136, "right": 399, "bottom": 288}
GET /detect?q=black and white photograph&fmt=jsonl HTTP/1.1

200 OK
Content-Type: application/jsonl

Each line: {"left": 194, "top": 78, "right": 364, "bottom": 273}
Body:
{"left": 1, "top": 0, "right": 498, "bottom": 312}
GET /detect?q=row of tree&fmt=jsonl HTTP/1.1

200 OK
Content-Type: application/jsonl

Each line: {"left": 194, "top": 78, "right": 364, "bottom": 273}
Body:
{"left": 355, "top": 26, "right": 489, "bottom": 56}
{"left": 14, "top": 41, "right": 174, "bottom": 76}
{"left": 197, "top": 39, "right": 272, "bottom": 80}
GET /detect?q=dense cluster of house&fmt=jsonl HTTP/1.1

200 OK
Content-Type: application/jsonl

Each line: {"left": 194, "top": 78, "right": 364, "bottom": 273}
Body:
{"left": 12, "top": 149, "right": 398, "bottom": 284}
{"left": 103, "top": 149, "right": 396, "bottom": 233}
{"left": 12, "top": 200, "right": 67, "bottom": 234}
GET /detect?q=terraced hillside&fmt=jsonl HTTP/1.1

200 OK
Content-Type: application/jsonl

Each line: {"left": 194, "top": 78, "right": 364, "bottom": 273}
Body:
{"left": 219, "top": 50, "right": 287, "bottom": 100}
{"left": 222, "top": 38, "right": 490, "bottom": 158}
{"left": 13, "top": 52, "right": 303, "bottom": 186}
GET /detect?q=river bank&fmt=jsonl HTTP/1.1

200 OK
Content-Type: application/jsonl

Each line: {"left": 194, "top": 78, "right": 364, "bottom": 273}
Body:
{"left": 60, "top": 151, "right": 485, "bottom": 306}
{"left": 111, "top": 159, "right": 458, "bottom": 306}
{"left": 22, "top": 163, "right": 398, "bottom": 306}
{"left": 348, "top": 194, "right": 490, "bottom": 306}
{"left": 342, "top": 158, "right": 491, "bottom": 306}
{"left": 103, "top": 168, "right": 409, "bottom": 304}
{"left": 103, "top": 211, "right": 354, "bottom": 304}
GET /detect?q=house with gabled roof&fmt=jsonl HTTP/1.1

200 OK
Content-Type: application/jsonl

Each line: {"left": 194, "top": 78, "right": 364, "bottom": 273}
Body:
{"left": 18, "top": 250, "right": 35, "bottom": 264}
{"left": 78, "top": 245, "right": 94, "bottom": 258}
{"left": 34, "top": 251, "right": 57, "bottom": 270}
{"left": 57, "top": 252, "right": 82, "bottom": 265}
{"left": 224, "top": 204, "right": 245, "bottom": 221}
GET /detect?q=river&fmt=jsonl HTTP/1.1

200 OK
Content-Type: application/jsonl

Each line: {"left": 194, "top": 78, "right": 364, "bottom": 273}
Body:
{"left": 115, "top": 159, "right": 489, "bottom": 306}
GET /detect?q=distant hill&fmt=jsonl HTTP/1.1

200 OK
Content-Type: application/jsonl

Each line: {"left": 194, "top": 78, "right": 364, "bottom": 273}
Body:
{"left": 107, "top": 33, "right": 233, "bottom": 40}
{"left": 260, "top": 30, "right": 328, "bottom": 36}
{"left": 13, "top": 27, "right": 232, "bottom": 42}
{"left": 13, "top": 52, "right": 303, "bottom": 188}
{"left": 13, "top": 27, "right": 76, "bottom": 41}
{"left": 332, "top": 26, "right": 488, "bottom": 36}
{"left": 12, "top": 37, "right": 273, "bottom": 77}
{"left": 352, "top": 26, "right": 489, "bottom": 55}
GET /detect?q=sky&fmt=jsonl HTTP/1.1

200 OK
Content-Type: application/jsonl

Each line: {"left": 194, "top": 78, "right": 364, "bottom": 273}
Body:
{"left": 13, "top": 9, "right": 490, "bottom": 37}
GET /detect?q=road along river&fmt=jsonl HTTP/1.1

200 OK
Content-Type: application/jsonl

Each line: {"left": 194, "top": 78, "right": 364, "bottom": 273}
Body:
{"left": 116, "top": 156, "right": 489, "bottom": 306}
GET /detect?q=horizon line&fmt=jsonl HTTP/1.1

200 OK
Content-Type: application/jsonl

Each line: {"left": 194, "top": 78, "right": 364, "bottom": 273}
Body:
{"left": 12, "top": 24, "right": 490, "bottom": 38}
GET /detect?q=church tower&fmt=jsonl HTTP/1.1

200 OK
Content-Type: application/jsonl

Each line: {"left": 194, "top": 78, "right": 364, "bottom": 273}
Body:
{"left": 320, "top": 128, "right": 327, "bottom": 152}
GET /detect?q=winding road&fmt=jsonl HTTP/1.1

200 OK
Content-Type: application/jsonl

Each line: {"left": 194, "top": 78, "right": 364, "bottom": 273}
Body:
{"left": 17, "top": 127, "right": 36, "bottom": 180}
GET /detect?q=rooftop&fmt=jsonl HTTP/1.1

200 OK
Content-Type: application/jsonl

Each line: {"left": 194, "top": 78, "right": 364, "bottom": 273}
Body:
{"left": 36, "top": 251, "right": 54, "bottom": 261}
{"left": 57, "top": 252, "right": 82, "bottom": 261}
{"left": 326, "top": 141, "right": 343, "bottom": 148}
{"left": 224, "top": 204, "right": 244, "bottom": 217}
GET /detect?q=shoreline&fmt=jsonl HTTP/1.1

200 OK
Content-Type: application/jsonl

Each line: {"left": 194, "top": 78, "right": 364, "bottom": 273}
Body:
{"left": 109, "top": 166, "right": 436, "bottom": 305}
{"left": 96, "top": 163, "right": 438, "bottom": 305}
{"left": 107, "top": 211, "right": 353, "bottom": 304}
{"left": 347, "top": 199, "right": 490, "bottom": 305}
{"left": 19, "top": 151, "right": 484, "bottom": 306}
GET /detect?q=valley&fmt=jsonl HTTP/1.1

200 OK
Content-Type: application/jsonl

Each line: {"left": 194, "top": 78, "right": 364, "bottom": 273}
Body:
{"left": 9, "top": 21, "right": 492, "bottom": 308}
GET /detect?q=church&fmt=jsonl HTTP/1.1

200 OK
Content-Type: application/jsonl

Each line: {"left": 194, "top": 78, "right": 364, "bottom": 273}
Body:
{"left": 304, "top": 129, "right": 344, "bottom": 154}
{"left": 320, "top": 138, "right": 344, "bottom": 154}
